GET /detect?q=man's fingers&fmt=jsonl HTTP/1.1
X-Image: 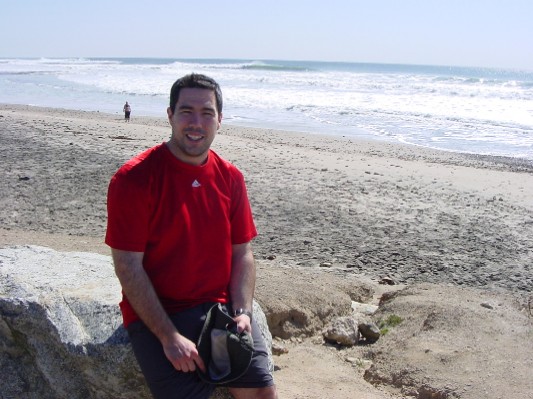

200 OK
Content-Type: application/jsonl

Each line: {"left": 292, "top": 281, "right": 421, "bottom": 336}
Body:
{"left": 183, "top": 359, "right": 196, "bottom": 372}
{"left": 194, "top": 355, "right": 206, "bottom": 373}
{"left": 178, "top": 353, "right": 205, "bottom": 373}
{"left": 173, "top": 359, "right": 197, "bottom": 373}
{"left": 164, "top": 336, "right": 204, "bottom": 373}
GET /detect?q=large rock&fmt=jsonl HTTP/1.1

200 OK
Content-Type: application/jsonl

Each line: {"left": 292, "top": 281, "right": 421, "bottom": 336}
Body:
{"left": 0, "top": 245, "right": 272, "bottom": 399}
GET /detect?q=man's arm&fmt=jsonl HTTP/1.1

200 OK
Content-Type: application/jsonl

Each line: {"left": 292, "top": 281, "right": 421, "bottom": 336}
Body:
{"left": 111, "top": 248, "right": 205, "bottom": 372}
{"left": 229, "top": 242, "right": 256, "bottom": 333}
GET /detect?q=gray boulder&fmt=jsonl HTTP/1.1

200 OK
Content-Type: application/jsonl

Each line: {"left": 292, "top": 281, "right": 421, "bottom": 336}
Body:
{"left": 0, "top": 245, "right": 272, "bottom": 399}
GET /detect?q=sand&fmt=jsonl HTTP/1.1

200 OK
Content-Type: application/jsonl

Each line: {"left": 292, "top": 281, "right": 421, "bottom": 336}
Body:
{"left": 1, "top": 104, "right": 532, "bottom": 398}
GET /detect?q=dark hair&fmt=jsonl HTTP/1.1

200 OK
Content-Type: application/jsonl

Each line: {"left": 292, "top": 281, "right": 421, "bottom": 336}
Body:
{"left": 169, "top": 73, "right": 223, "bottom": 114}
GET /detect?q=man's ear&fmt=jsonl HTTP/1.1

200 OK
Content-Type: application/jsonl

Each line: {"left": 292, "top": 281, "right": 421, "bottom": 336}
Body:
{"left": 167, "top": 106, "right": 173, "bottom": 119}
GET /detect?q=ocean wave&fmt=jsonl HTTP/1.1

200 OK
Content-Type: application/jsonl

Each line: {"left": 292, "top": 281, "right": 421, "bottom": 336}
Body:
{"left": 2, "top": 57, "right": 531, "bottom": 159}
{"left": 0, "top": 71, "right": 57, "bottom": 76}
{"left": 240, "top": 61, "right": 311, "bottom": 72}
{"left": 37, "top": 57, "right": 121, "bottom": 65}
{"left": 163, "top": 59, "right": 313, "bottom": 72}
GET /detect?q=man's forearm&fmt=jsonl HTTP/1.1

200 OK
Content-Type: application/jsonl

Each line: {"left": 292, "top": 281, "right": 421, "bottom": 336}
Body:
{"left": 111, "top": 249, "right": 206, "bottom": 372}
{"left": 230, "top": 242, "right": 256, "bottom": 314}
{"left": 112, "top": 250, "right": 177, "bottom": 343}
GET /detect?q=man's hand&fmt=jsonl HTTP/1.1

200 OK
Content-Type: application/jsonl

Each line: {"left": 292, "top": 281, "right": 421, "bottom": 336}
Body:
{"left": 162, "top": 332, "right": 206, "bottom": 373}
{"left": 233, "top": 313, "right": 252, "bottom": 334}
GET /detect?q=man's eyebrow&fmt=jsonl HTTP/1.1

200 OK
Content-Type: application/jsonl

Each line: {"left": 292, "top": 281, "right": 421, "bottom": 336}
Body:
{"left": 178, "top": 103, "right": 216, "bottom": 110}
{"left": 177, "top": 104, "right": 216, "bottom": 113}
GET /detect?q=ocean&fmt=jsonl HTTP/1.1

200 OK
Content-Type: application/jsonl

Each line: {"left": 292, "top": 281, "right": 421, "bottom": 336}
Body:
{"left": 1, "top": 57, "right": 532, "bottom": 160}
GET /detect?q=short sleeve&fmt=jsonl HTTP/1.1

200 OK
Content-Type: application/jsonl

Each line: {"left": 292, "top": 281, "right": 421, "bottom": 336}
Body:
{"left": 105, "top": 167, "right": 151, "bottom": 252}
{"left": 230, "top": 170, "right": 257, "bottom": 244}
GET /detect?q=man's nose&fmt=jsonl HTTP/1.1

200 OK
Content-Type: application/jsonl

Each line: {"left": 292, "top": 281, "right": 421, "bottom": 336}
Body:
{"left": 188, "top": 112, "right": 202, "bottom": 127}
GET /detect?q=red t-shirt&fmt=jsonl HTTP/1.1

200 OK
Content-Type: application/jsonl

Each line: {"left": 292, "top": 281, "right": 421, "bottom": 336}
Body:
{"left": 105, "top": 143, "right": 257, "bottom": 327}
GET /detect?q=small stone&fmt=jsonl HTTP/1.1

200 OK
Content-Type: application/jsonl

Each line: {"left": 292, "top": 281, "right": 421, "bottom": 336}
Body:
{"left": 352, "top": 301, "right": 379, "bottom": 316}
{"left": 272, "top": 342, "right": 289, "bottom": 356}
{"left": 379, "top": 276, "right": 396, "bottom": 285}
{"left": 358, "top": 322, "right": 381, "bottom": 342}
{"left": 323, "top": 317, "right": 359, "bottom": 346}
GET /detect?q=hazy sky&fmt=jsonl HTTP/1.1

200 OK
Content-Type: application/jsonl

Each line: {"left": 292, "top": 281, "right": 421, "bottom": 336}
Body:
{"left": 1, "top": 0, "right": 532, "bottom": 70}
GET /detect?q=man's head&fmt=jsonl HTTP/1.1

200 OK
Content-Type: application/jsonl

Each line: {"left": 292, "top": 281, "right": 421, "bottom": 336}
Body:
{"left": 166, "top": 73, "right": 223, "bottom": 166}
{"left": 169, "top": 73, "right": 223, "bottom": 114}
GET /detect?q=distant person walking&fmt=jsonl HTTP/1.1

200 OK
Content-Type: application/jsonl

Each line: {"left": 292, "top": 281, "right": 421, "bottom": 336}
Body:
{"left": 123, "top": 101, "right": 131, "bottom": 122}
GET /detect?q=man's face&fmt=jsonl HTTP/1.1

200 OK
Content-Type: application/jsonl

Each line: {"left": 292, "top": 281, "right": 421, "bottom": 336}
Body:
{"left": 167, "top": 88, "right": 222, "bottom": 165}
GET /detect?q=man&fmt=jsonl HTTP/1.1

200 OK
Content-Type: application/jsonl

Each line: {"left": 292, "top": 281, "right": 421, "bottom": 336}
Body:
{"left": 106, "top": 74, "right": 277, "bottom": 399}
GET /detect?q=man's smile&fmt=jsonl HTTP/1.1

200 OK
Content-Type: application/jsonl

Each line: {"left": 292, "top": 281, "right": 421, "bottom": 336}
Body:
{"left": 185, "top": 130, "right": 206, "bottom": 142}
{"left": 186, "top": 133, "right": 204, "bottom": 141}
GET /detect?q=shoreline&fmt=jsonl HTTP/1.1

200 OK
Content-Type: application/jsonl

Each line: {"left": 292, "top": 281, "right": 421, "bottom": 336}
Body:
{"left": 3, "top": 102, "right": 533, "bottom": 168}
{"left": 1, "top": 103, "right": 532, "bottom": 295}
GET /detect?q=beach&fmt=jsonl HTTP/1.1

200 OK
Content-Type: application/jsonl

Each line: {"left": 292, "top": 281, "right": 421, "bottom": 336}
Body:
{"left": 2, "top": 104, "right": 532, "bottom": 292}
{"left": 1, "top": 104, "right": 532, "bottom": 398}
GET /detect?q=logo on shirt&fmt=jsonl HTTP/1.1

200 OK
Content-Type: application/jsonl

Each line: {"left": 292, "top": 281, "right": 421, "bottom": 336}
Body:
{"left": 192, "top": 179, "right": 201, "bottom": 188}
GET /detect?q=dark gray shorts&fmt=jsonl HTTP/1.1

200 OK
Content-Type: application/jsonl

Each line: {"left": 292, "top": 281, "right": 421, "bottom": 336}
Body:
{"left": 127, "top": 303, "right": 274, "bottom": 399}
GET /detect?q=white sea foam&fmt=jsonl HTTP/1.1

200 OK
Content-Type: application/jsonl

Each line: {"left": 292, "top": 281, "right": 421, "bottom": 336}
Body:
{"left": 1, "top": 58, "right": 532, "bottom": 159}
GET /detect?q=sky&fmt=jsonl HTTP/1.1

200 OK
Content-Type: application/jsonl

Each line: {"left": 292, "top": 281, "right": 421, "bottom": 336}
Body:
{"left": 1, "top": 0, "right": 532, "bottom": 70}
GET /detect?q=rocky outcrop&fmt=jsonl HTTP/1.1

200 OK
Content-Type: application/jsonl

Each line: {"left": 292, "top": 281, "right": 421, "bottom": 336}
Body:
{"left": 363, "top": 284, "right": 533, "bottom": 399}
{"left": 0, "top": 245, "right": 272, "bottom": 399}
{"left": 254, "top": 263, "right": 374, "bottom": 339}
